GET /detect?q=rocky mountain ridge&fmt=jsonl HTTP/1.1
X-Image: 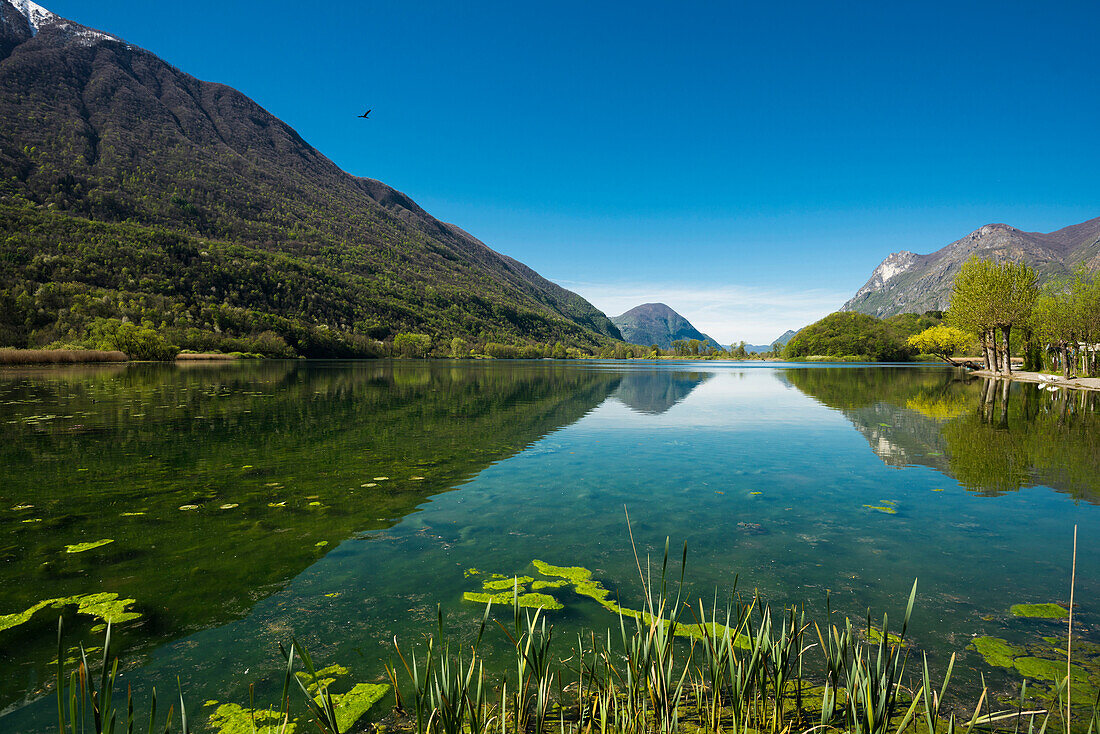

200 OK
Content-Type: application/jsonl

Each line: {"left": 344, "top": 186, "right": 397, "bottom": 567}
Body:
{"left": 841, "top": 218, "right": 1100, "bottom": 318}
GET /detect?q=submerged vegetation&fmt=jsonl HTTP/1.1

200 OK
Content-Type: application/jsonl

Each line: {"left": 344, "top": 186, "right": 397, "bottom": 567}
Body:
{"left": 41, "top": 543, "right": 1089, "bottom": 734}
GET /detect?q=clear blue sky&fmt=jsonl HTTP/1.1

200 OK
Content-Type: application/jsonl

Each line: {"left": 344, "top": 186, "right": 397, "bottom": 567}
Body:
{"left": 46, "top": 0, "right": 1100, "bottom": 342}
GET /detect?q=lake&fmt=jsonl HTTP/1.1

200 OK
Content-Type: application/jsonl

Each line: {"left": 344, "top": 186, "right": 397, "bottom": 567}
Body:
{"left": 1, "top": 360, "right": 1097, "bottom": 731}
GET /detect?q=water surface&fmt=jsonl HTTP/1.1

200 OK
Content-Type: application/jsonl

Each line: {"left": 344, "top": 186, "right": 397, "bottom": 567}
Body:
{"left": 1, "top": 361, "right": 1096, "bottom": 730}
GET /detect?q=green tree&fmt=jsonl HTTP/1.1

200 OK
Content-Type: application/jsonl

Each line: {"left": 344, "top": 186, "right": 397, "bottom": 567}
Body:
{"left": 946, "top": 258, "right": 1038, "bottom": 375}
{"left": 450, "top": 337, "right": 469, "bottom": 359}
{"left": 782, "top": 312, "right": 912, "bottom": 361}
{"left": 393, "top": 332, "right": 431, "bottom": 358}
{"left": 86, "top": 318, "right": 179, "bottom": 360}
{"left": 947, "top": 257, "right": 1000, "bottom": 371}
{"left": 906, "top": 325, "right": 972, "bottom": 362}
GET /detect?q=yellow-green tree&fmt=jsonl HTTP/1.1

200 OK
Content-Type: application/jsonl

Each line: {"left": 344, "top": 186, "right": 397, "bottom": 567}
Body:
{"left": 907, "top": 325, "right": 972, "bottom": 362}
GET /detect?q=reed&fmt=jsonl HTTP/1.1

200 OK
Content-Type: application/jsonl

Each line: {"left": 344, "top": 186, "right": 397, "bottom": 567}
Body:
{"left": 385, "top": 540, "right": 1089, "bottom": 734}
{"left": 0, "top": 348, "right": 128, "bottom": 364}
{"left": 50, "top": 540, "right": 1098, "bottom": 734}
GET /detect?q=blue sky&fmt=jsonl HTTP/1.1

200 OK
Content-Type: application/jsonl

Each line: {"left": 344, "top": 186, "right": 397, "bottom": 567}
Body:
{"left": 46, "top": 0, "right": 1100, "bottom": 343}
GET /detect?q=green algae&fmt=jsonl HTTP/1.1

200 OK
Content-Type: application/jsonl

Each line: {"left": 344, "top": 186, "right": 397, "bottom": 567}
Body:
{"left": 297, "top": 664, "right": 350, "bottom": 694}
{"left": 1010, "top": 603, "right": 1069, "bottom": 619}
{"left": 532, "top": 560, "right": 592, "bottom": 583}
{"left": 532, "top": 579, "right": 567, "bottom": 590}
{"left": 867, "top": 627, "right": 907, "bottom": 647}
{"left": 71, "top": 592, "right": 142, "bottom": 623}
{"left": 209, "top": 666, "right": 387, "bottom": 734}
{"left": 315, "top": 541, "right": 328, "bottom": 547}
{"left": 0, "top": 600, "right": 53, "bottom": 631}
{"left": 482, "top": 576, "right": 533, "bottom": 590}
{"left": 323, "top": 682, "right": 389, "bottom": 733}
{"left": 208, "top": 702, "right": 294, "bottom": 734}
{"left": 0, "top": 592, "right": 140, "bottom": 633}
{"left": 863, "top": 504, "right": 898, "bottom": 515}
{"left": 120, "top": 511, "right": 145, "bottom": 516}
{"left": 463, "top": 591, "right": 564, "bottom": 610}
{"left": 969, "top": 636, "right": 1023, "bottom": 668}
{"left": 1013, "top": 656, "right": 1089, "bottom": 682}
{"left": 64, "top": 538, "right": 114, "bottom": 553}
{"left": 464, "top": 568, "right": 481, "bottom": 577}
{"left": 532, "top": 560, "right": 614, "bottom": 606}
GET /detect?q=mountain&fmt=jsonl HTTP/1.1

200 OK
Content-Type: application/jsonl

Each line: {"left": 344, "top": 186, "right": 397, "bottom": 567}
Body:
{"left": 841, "top": 218, "right": 1100, "bottom": 318}
{"left": 0, "top": 1, "right": 622, "bottom": 356}
{"left": 610, "top": 303, "right": 717, "bottom": 350}
{"left": 743, "top": 329, "right": 797, "bottom": 354}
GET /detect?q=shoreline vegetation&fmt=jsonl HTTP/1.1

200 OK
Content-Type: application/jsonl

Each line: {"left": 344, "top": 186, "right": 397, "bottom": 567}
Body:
{"left": 42, "top": 543, "right": 1098, "bottom": 734}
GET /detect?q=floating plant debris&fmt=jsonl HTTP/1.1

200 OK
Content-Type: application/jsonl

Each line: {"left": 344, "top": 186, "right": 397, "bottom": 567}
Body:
{"left": 65, "top": 538, "right": 114, "bottom": 553}
{"left": 1010, "top": 603, "right": 1069, "bottom": 619}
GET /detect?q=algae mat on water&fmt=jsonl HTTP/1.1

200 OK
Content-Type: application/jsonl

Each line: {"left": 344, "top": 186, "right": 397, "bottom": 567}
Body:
{"left": 1010, "top": 603, "right": 1069, "bottom": 619}
{"left": 206, "top": 661, "right": 389, "bottom": 734}
{"left": 0, "top": 592, "right": 140, "bottom": 631}
{"left": 461, "top": 560, "right": 756, "bottom": 647}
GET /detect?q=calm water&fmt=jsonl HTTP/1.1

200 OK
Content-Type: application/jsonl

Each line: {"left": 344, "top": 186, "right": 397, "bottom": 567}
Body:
{"left": 1, "top": 361, "right": 1097, "bottom": 731}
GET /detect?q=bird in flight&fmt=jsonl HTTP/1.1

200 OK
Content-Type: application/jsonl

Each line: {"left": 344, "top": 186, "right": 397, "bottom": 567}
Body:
{"left": 358, "top": 109, "right": 371, "bottom": 118}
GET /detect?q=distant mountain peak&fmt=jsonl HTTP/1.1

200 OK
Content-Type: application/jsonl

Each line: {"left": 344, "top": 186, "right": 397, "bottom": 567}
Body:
{"left": 610, "top": 303, "right": 718, "bottom": 349}
{"left": 841, "top": 217, "right": 1100, "bottom": 318}
{"left": 3, "top": 0, "right": 120, "bottom": 45}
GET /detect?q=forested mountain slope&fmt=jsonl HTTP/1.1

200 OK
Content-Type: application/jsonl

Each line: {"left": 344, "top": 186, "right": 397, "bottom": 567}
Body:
{"left": 0, "top": 1, "right": 621, "bottom": 355}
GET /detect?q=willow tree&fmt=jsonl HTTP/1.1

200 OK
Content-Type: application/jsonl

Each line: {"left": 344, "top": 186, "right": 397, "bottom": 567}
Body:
{"left": 947, "top": 258, "right": 1038, "bottom": 374}
{"left": 1034, "top": 270, "right": 1100, "bottom": 378}
{"left": 993, "top": 261, "right": 1039, "bottom": 375}
{"left": 907, "top": 324, "right": 972, "bottom": 363}
{"left": 947, "top": 258, "right": 999, "bottom": 371}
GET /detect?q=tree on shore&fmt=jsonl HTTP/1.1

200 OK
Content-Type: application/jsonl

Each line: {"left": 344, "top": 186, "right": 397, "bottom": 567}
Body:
{"left": 1033, "top": 270, "right": 1100, "bottom": 378}
{"left": 947, "top": 258, "right": 1037, "bottom": 374}
{"left": 906, "top": 325, "right": 972, "bottom": 363}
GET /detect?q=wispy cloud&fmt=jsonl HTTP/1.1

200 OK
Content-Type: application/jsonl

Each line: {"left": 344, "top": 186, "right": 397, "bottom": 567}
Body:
{"left": 555, "top": 280, "right": 850, "bottom": 345}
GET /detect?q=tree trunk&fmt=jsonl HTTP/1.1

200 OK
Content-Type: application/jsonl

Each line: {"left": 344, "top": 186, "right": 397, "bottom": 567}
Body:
{"left": 1001, "top": 325, "right": 1012, "bottom": 375}
{"left": 1061, "top": 343, "right": 1071, "bottom": 378}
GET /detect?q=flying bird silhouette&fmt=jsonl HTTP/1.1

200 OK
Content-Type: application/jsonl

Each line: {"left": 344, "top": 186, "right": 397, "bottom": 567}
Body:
{"left": 358, "top": 109, "right": 371, "bottom": 118}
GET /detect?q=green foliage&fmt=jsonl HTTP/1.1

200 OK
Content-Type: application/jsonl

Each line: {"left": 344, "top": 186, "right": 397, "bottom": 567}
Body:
{"left": 393, "top": 333, "right": 431, "bottom": 358}
{"left": 783, "top": 312, "right": 915, "bottom": 361}
{"left": 449, "top": 337, "right": 468, "bottom": 358}
{"left": 947, "top": 257, "right": 1040, "bottom": 372}
{"left": 884, "top": 311, "right": 943, "bottom": 337}
{"left": 906, "top": 325, "right": 972, "bottom": 358}
{"left": 1032, "top": 268, "right": 1100, "bottom": 376}
{"left": 85, "top": 318, "right": 179, "bottom": 360}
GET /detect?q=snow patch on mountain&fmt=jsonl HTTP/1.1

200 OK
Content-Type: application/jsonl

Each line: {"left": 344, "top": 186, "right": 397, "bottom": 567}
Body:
{"left": 9, "top": 0, "right": 120, "bottom": 44}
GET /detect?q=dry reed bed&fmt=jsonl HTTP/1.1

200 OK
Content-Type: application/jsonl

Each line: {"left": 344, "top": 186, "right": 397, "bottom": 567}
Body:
{"left": 0, "top": 348, "right": 127, "bottom": 364}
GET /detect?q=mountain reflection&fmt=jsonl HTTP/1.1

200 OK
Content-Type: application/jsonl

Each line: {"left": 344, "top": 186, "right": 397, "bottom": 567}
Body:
{"left": 612, "top": 369, "right": 711, "bottom": 414}
{"left": 783, "top": 367, "right": 1100, "bottom": 503}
